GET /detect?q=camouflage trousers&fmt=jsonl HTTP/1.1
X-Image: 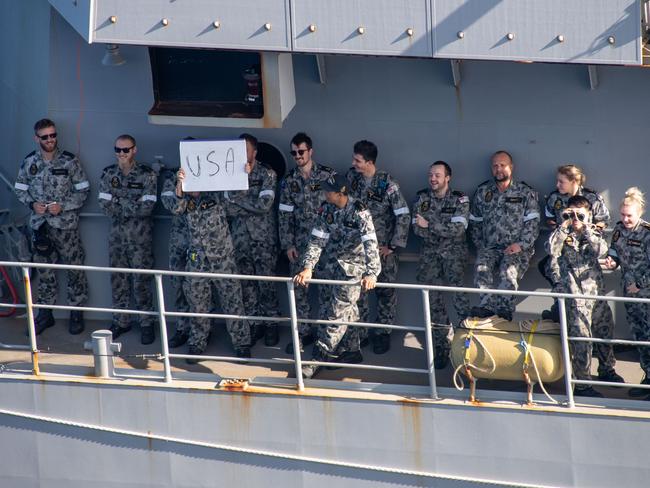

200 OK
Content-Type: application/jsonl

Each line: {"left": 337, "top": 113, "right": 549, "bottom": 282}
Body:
{"left": 474, "top": 249, "right": 532, "bottom": 317}
{"left": 316, "top": 275, "right": 362, "bottom": 355}
{"left": 233, "top": 237, "right": 280, "bottom": 328}
{"left": 624, "top": 289, "right": 650, "bottom": 376}
{"left": 109, "top": 229, "right": 154, "bottom": 329}
{"left": 357, "top": 252, "right": 398, "bottom": 337}
{"left": 417, "top": 245, "right": 470, "bottom": 357}
{"left": 33, "top": 226, "right": 88, "bottom": 306}
{"left": 591, "top": 300, "right": 616, "bottom": 374}
{"left": 567, "top": 297, "right": 596, "bottom": 382}
{"left": 183, "top": 255, "right": 251, "bottom": 351}
{"left": 169, "top": 235, "right": 190, "bottom": 334}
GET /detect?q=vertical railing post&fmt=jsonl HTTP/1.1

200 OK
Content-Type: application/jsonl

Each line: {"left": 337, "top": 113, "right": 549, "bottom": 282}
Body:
{"left": 154, "top": 274, "right": 172, "bottom": 383}
{"left": 286, "top": 281, "right": 305, "bottom": 391}
{"left": 421, "top": 289, "right": 439, "bottom": 400}
{"left": 21, "top": 267, "right": 39, "bottom": 376}
{"left": 557, "top": 297, "right": 574, "bottom": 408}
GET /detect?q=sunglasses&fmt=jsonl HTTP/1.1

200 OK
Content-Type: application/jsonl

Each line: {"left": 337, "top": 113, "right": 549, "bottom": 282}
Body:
{"left": 290, "top": 149, "right": 308, "bottom": 157}
{"left": 562, "top": 210, "right": 587, "bottom": 222}
{"left": 114, "top": 146, "right": 134, "bottom": 154}
{"left": 38, "top": 133, "right": 57, "bottom": 141}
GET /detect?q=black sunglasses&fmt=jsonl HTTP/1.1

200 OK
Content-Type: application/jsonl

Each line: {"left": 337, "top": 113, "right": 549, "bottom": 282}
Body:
{"left": 290, "top": 149, "right": 308, "bottom": 157}
{"left": 114, "top": 146, "right": 134, "bottom": 154}
{"left": 562, "top": 211, "right": 587, "bottom": 222}
{"left": 38, "top": 133, "right": 57, "bottom": 141}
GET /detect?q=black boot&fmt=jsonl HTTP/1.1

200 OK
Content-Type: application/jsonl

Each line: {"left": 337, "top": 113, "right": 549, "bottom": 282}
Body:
{"left": 372, "top": 334, "right": 391, "bottom": 354}
{"left": 109, "top": 322, "right": 131, "bottom": 340}
{"left": 141, "top": 326, "right": 155, "bottom": 345}
{"left": 264, "top": 326, "right": 279, "bottom": 347}
{"left": 302, "top": 346, "right": 334, "bottom": 379}
{"left": 32, "top": 309, "right": 55, "bottom": 335}
{"left": 285, "top": 333, "right": 315, "bottom": 354}
{"left": 69, "top": 310, "right": 85, "bottom": 335}
{"left": 168, "top": 330, "right": 189, "bottom": 348}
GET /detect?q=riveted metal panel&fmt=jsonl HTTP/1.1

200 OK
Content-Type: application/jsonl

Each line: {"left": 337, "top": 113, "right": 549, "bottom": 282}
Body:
{"left": 292, "top": 0, "right": 432, "bottom": 57}
{"left": 433, "top": 0, "right": 642, "bottom": 65}
{"left": 93, "top": 0, "right": 291, "bottom": 51}
{"left": 49, "top": 0, "right": 95, "bottom": 42}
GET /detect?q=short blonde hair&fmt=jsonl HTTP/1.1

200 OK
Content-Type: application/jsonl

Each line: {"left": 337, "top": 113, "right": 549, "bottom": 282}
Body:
{"left": 621, "top": 187, "right": 646, "bottom": 213}
{"left": 557, "top": 164, "right": 586, "bottom": 187}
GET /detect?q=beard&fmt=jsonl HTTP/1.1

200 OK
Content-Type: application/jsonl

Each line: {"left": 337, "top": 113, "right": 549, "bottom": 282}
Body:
{"left": 494, "top": 174, "right": 509, "bottom": 183}
{"left": 39, "top": 140, "right": 57, "bottom": 153}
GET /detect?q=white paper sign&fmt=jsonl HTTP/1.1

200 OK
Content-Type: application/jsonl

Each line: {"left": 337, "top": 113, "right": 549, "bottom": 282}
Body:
{"left": 179, "top": 139, "right": 249, "bottom": 192}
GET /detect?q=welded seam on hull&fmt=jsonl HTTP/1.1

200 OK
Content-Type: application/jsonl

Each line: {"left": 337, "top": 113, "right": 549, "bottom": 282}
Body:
{"left": 0, "top": 407, "right": 557, "bottom": 488}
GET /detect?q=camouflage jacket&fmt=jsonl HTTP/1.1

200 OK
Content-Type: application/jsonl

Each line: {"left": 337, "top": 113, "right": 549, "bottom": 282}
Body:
{"left": 546, "top": 225, "right": 607, "bottom": 293}
{"left": 412, "top": 188, "right": 469, "bottom": 254}
{"left": 301, "top": 198, "right": 381, "bottom": 280}
{"left": 14, "top": 148, "right": 90, "bottom": 230}
{"left": 469, "top": 179, "right": 540, "bottom": 253}
{"left": 345, "top": 168, "right": 410, "bottom": 248}
{"left": 545, "top": 186, "right": 610, "bottom": 228}
{"left": 278, "top": 162, "right": 336, "bottom": 251}
{"left": 224, "top": 161, "right": 277, "bottom": 242}
{"left": 98, "top": 162, "right": 157, "bottom": 227}
{"left": 608, "top": 220, "right": 650, "bottom": 290}
{"left": 175, "top": 191, "right": 234, "bottom": 261}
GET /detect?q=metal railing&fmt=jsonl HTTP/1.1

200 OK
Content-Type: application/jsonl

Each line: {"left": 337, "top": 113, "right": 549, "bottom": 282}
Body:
{"left": 1, "top": 259, "right": 649, "bottom": 409}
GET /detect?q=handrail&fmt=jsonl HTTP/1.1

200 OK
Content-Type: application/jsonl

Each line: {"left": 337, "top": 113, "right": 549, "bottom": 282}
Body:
{"left": 1, "top": 259, "right": 649, "bottom": 408}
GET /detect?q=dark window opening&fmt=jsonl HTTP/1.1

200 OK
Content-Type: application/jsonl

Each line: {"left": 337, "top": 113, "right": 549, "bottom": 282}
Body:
{"left": 149, "top": 48, "right": 264, "bottom": 119}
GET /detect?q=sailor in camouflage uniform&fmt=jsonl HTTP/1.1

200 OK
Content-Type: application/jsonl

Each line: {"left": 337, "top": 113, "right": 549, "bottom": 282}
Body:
{"left": 546, "top": 195, "right": 608, "bottom": 397}
{"left": 98, "top": 135, "right": 158, "bottom": 345}
{"left": 160, "top": 169, "right": 191, "bottom": 348}
{"left": 541, "top": 165, "right": 621, "bottom": 383}
{"left": 469, "top": 151, "right": 540, "bottom": 320}
{"left": 172, "top": 169, "right": 251, "bottom": 360}
{"left": 413, "top": 161, "right": 470, "bottom": 369}
{"left": 605, "top": 187, "right": 650, "bottom": 397}
{"left": 278, "top": 132, "right": 336, "bottom": 352}
{"left": 14, "top": 119, "right": 90, "bottom": 335}
{"left": 294, "top": 174, "right": 381, "bottom": 378}
{"left": 224, "top": 134, "right": 281, "bottom": 347}
{"left": 345, "top": 140, "right": 409, "bottom": 354}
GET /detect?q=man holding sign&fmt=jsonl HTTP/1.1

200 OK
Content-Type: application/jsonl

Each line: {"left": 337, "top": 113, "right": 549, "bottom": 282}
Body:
{"left": 224, "top": 134, "right": 281, "bottom": 347}
{"left": 172, "top": 142, "right": 252, "bottom": 360}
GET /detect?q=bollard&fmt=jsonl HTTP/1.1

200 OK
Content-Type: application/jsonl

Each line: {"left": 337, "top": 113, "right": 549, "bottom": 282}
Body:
{"left": 83, "top": 330, "right": 122, "bottom": 378}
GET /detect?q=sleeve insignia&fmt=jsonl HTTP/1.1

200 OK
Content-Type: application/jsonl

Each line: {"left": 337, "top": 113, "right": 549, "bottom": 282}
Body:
{"left": 554, "top": 199, "right": 563, "bottom": 210}
{"left": 187, "top": 199, "right": 197, "bottom": 211}
{"left": 484, "top": 190, "right": 493, "bottom": 203}
{"left": 612, "top": 230, "right": 620, "bottom": 243}
{"left": 111, "top": 176, "right": 121, "bottom": 188}
{"left": 29, "top": 164, "right": 38, "bottom": 175}
{"left": 564, "top": 236, "right": 574, "bottom": 246}
{"left": 326, "top": 212, "right": 334, "bottom": 224}
{"left": 420, "top": 201, "right": 430, "bottom": 212}
{"left": 291, "top": 181, "right": 300, "bottom": 193}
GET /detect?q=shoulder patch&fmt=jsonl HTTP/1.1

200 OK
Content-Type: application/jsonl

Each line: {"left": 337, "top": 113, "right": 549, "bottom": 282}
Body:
{"left": 582, "top": 187, "right": 597, "bottom": 195}
{"left": 417, "top": 188, "right": 428, "bottom": 195}
{"left": 478, "top": 179, "right": 491, "bottom": 187}
{"left": 354, "top": 200, "right": 368, "bottom": 212}
{"left": 319, "top": 164, "right": 335, "bottom": 174}
{"left": 24, "top": 150, "right": 36, "bottom": 159}
{"left": 519, "top": 180, "right": 534, "bottom": 189}
{"left": 642, "top": 222, "right": 650, "bottom": 231}
{"left": 62, "top": 150, "right": 76, "bottom": 159}
{"left": 140, "top": 164, "right": 154, "bottom": 173}
{"left": 102, "top": 164, "right": 116, "bottom": 173}
{"left": 451, "top": 190, "right": 465, "bottom": 197}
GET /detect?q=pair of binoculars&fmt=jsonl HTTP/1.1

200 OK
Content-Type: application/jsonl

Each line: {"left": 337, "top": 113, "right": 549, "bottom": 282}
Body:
{"left": 561, "top": 210, "right": 587, "bottom": 222}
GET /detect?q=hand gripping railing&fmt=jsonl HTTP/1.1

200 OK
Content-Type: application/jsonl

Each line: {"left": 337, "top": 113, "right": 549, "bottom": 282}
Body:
{"left": 2, "top": 260, "right": 650, "bottom": 409}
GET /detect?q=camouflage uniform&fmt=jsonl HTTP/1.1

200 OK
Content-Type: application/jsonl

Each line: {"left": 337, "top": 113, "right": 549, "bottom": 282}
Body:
{"left": 469, "top": 179, "right": 540, "bottom": 317}
{"left": 413, "top": 188, "right": 470, "bottom": 357}
{"left": 224, "top": 161, "right": 280, "bottom": 328}
{"left": 160, "top": 171, "right": 190, "bottom": 335}
{"left": 608, "top": 219, "right": 650, "bottom": 377}
{"left": 543, "top": 188, "right": 616, "bottom": 375}
{"left": 173, "top": 192, "right": 250, "bottom": 351}
{"left": 346, "top": 168, "right": 410, "bottom": 336}
{"left": 301, "top": 198, "right": 381, "bottom": 355}
{"left": 14, "top": 148, "right": 89, "bottom": 306}
{"left": 547, "top": 225, "right": 608, "bottom": 385}
{"left": 98, "top": 163, "right": 157, "bottom": 330}
{"left": 278, "top": 163, "right": 336, "bottom": 335}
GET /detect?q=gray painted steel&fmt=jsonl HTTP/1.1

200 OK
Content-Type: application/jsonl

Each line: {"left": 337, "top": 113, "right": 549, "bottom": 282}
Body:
{"left": 0, "top": 378, "right": 649, "bottom": 487}
{"left": 48, "top": 0, "right": 643, "bottom": 64}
